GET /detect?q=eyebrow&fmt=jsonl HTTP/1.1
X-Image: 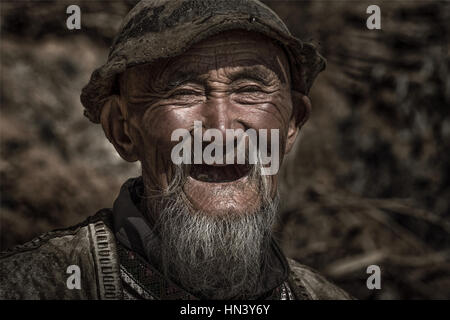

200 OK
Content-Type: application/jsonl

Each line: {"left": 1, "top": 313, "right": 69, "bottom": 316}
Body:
{"left": 163, "top": 64, "right": 283, "bottom": 90}
{"left": 227, "top": 66, "right": 280, "bottom": 86}
{"left": 165, "top": 71, "right": 203, "bottom": 90}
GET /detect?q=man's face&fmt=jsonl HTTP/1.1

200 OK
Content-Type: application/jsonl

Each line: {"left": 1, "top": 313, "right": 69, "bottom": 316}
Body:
{"left": 117, "top": 30, "right": 302, "bottom": 218}
{"left": 102, "top": 29, "right": 311, "bottom": 298}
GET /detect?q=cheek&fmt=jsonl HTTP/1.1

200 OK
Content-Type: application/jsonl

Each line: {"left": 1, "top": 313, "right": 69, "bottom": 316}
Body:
{"left": 241, "top": 89, "right": 292, "bottom": 126}
{"left": 135, "top": 105, "right": 202, "bottom": 167}
{"left": 240, "top": 106, "right": 292, "bottom": 151}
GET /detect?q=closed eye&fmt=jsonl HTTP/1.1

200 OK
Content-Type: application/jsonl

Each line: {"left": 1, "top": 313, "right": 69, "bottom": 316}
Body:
{"left": 170, "top": 89, "right": 203, "bottom": 98}
{"left": 235, "top": 85, "right": 265, "bottom": 93}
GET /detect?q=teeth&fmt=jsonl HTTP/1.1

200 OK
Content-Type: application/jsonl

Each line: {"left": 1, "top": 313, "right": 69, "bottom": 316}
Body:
{"left": 197, "top": 173, "right": 209, "bottom": 181}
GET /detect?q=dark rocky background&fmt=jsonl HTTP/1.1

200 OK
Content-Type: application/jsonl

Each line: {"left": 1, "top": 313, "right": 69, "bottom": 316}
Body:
{"left": 1, "top": 0, "right": 449, "bottom": 299}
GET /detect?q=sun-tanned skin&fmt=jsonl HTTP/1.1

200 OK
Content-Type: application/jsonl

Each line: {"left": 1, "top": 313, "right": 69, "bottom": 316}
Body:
{"left": 101, "top": 30, "right": 312, "bottom": 219}
{"left": 0, "top": 1, "right": 353, "bottom": 300}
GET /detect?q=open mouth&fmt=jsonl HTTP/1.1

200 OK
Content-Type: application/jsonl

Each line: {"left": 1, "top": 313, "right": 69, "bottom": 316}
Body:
{"left": 190, "top": 164, "right": 252, "bottom": 183}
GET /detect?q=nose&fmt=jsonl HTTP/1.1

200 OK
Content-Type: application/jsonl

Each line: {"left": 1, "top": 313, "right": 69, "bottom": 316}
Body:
{"left": 201, "top": 97, "right": 244, "bottom": 140}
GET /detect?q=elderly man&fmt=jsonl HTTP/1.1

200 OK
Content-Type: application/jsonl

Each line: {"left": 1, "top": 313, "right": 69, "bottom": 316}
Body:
{"left": 0, "top": 0, "right": 351, "bottom": 300}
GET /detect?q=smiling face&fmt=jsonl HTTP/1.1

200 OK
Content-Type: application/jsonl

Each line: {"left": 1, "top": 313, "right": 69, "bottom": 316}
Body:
{"left": 101, "top": 30, "right": 311, "bottom": 220}
{"left": 100, "top": 29, "right": 312, "bottom": 298}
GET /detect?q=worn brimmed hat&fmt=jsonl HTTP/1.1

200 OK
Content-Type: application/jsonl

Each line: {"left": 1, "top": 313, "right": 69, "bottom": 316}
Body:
{"left": 81, "top": 0, "right": 326, "bottom": 123}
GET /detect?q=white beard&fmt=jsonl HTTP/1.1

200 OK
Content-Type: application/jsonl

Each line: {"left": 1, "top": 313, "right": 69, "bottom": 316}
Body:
{"left": 149, "top": 163, "right": 279, "bottom": 299}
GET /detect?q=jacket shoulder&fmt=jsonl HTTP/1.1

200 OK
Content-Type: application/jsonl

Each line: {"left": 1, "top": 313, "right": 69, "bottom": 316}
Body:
{"left": 0, "top": 209, "right": 119, "bottom": 300}
{"left": 287, "top": 258, "right": 354, "bottom": 300}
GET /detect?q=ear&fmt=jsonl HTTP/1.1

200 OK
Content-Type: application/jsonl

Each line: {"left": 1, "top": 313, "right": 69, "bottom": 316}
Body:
{"left": 285, "top": 91, "right": 312, "bottom": 154}
{"left": 100, "top": 95, "right": 139, "bottom": 162}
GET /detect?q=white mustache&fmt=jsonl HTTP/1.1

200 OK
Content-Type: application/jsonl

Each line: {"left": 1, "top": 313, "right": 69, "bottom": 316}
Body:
{"left": 171, "top": 121, "right": 280, "bottom": 175}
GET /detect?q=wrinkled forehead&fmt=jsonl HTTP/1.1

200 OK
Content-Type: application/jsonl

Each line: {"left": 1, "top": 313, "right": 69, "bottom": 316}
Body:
{"left": 120, "top": 30, "right": 291, "bottom": 92}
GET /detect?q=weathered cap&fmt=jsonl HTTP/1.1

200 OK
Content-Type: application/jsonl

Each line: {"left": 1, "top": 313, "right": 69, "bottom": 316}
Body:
{"left": 81, "top": 0, "right": 326, "bottom": 123}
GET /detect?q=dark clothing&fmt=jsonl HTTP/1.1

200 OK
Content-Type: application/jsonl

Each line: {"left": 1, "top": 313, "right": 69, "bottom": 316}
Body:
{"left": 0, "top": 178, "right": 352, "bottom": 300}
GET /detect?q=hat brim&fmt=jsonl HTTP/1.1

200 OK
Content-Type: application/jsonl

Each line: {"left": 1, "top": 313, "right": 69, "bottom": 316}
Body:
{"left": 80, "top": 0, "right": 326, "bottom": 123}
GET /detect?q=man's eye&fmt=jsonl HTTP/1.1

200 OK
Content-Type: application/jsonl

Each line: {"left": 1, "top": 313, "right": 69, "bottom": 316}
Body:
{"left": 171, "top": 89, "right": 202, "bottom": 97}
{"left": 236, "top": 85, "right": 264, "bottom": 93}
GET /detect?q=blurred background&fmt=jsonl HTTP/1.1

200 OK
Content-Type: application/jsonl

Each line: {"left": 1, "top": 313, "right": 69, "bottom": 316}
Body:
{"left": 0, "top": 0, "right": 449, "bottom": 299}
